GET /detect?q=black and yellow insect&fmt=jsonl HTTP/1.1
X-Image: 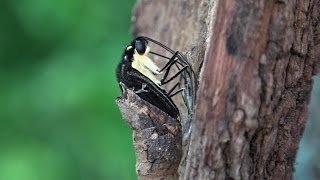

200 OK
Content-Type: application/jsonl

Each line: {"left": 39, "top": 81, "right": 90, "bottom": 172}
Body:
{"left": 116, "top": 36, "right": 196, "bottom": 119}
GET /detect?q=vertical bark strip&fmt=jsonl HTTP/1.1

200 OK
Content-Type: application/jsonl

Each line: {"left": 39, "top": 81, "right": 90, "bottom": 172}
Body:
{"left": 132, "top": 0, "right": 320, "bottom": 179}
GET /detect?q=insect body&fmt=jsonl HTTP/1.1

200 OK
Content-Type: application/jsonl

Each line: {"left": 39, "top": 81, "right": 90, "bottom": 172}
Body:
{"left": 116, "top": 36, "right": 196, "bottom": 119}
{"left": 130, "top": 40, "right": 161, "bottom": 86}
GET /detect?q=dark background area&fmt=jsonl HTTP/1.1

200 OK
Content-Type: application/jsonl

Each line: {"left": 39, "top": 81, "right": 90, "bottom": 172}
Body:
{"left": 0, "top": 0, "right": 318, "bottom": 179}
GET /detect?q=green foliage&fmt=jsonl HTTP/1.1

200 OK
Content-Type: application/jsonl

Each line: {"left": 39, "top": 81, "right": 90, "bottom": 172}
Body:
{"left": 0, "top": 0, "right": 136, "bottom": 179}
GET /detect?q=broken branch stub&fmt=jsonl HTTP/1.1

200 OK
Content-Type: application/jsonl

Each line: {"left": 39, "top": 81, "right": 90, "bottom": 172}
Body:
{"left": 116, "top": 84, "right": 182, "bottom": 180}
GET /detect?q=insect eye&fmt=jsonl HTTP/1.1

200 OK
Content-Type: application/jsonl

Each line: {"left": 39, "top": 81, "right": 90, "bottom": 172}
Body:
{"left": 135, "top": 39, "right": 147, "bottom": 55}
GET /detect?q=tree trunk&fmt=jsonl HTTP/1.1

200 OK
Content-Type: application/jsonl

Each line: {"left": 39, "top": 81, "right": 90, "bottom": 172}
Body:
{"left": 131, "top": 0, "right": 320, "bottom": 179}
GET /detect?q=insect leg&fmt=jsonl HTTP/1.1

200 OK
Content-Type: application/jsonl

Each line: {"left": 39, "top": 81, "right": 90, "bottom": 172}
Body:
{"left": 160, "top": 52, "right": 188, "bottom": 85}
{"left": 158, "top": 52, "right": 179, "bottom": 73}
{"left": 169, "top": 88, "right": 185, "bottom": 98}
{"left": 161, "top": 66, "right": 189, "bottom": 85}
{"left": 167, "top": 82, "right": 180, "bottom": 96}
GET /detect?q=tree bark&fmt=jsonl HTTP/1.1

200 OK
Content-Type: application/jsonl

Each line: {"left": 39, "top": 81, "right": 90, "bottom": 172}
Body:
{"left": 132, "top": 0, "right": 320, "bottom": 179}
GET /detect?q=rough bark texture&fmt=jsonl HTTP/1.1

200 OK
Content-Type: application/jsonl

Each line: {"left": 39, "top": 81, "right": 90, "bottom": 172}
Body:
{"left": 132, "top": 0, "right": 320, "bottom": 179}
{"left": 116, "top": 85, "right": 182, "bottom": 180}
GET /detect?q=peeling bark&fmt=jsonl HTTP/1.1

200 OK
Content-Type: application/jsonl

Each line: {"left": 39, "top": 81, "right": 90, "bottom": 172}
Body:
{"left": 131, "top": 0, "right": 320, "bottom": 179}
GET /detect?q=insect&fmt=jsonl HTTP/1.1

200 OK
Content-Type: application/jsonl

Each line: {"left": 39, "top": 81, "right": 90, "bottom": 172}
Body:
{"left": 116, "top": 36, "right": 196, "bottom": 119}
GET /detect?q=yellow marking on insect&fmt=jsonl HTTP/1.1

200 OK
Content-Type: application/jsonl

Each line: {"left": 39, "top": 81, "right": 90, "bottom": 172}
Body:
{"left": 132, "top": 46, "right": 161, "bottom": 86}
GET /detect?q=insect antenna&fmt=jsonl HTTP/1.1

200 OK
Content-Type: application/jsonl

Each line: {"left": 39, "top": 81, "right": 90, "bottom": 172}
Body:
{"left": 149, "top": 51, "right": 171, "bottom": 60}
{"left": 140, "top": 36, "right": 175, "bottom": 54}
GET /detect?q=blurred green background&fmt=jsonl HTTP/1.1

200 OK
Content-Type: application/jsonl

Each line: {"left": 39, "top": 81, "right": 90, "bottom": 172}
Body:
{"left": 0, "top": 0, "right": 319, "bottom": 179}
{"left": 0, "top": 0, "right": 136, "bottom": 179}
